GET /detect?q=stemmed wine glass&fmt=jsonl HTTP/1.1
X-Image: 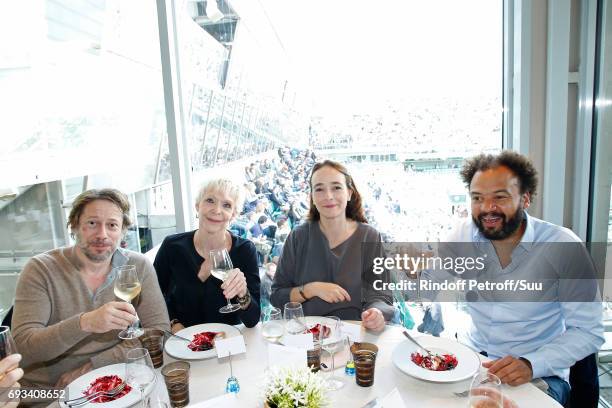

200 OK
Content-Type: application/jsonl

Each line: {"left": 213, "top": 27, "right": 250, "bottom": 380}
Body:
{"left": 321, "top": 316, "right": 345, "bottom": 391}
{"left": 209, "top": 249, "right": 241, "bottom": 313}
{"left": 283, "top": 302, "right": 305, "bottom": 335}
{"left": 0, "top": 325, "right": 18, "bottom": 359}
{"left": 126, "top": 348, "right": 156, "bottom": 408}
{"left": 114, "top": 265, "right": 144, "bottom": 339}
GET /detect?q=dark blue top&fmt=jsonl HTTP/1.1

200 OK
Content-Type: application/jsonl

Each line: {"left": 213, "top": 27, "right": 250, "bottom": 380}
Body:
{"left": 154, "top": 231, "right": 261, "bottom": 327}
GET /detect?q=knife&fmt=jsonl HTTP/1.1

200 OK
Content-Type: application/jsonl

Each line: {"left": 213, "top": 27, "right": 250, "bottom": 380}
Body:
{"left": 163, "top": 330, "right": 191, "bottom": 342}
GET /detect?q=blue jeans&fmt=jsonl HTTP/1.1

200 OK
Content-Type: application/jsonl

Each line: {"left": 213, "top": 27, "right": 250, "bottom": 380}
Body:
{"left": 542, "top": 376, "right": 570, "bottom": 407}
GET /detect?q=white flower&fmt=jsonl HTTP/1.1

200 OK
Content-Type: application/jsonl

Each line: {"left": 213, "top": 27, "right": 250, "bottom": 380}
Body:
{"left": 262, "top": 367, "right": 328, "bottom": 408}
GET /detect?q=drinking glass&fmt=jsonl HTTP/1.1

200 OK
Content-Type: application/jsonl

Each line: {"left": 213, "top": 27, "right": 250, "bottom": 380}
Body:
{"left": 126, "top": 348, "right": 156, "bottom": 408}
{"left": 283, "top": 302, "right": 305, "bottom": 335}
{"left": 114, "top": 265, "right": 144, "bottom": 339}
{"left": 210, "top": 249, "right": 241, "bottom": 313}
{"left": 0, "top": 326, "right": 17, "bottom": 359}
{"left": 261, "top": 307, "right": 283, "bottom": 342}
{"left": 162, "top": 361, "right": 190, "bottom": 408}
{"left": 468, "top": 371, "right": 503, "bottom": 408}
{"left": 321, "top": 316, "right": 344, "bottom": 391}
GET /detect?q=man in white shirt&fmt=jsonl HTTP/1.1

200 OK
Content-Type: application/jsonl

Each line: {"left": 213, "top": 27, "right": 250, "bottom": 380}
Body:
{"left": 446, "top": 151, "right": 603, "bottom": 405}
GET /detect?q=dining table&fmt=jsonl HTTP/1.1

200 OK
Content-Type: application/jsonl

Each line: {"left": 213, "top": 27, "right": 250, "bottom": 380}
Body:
{"left": 146, "top": 321, "right": 562, "bottom": 408}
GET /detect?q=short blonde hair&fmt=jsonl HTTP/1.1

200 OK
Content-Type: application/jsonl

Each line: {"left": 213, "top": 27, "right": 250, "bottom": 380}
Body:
{"left": 195, "top": 178, "right": 245, "bottom": 217}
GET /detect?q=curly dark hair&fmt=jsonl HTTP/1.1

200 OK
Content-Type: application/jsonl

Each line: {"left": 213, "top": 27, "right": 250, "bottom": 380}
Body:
{"left": 307, "top": 160, "right": 367, "bottom": 223}
{"left": 460, "top": 150, "right": 538, "bottom": 197}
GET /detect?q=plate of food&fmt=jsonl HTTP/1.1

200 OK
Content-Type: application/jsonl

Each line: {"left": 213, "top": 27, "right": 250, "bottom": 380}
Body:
{"left": 391, "top": 335, "right": 480, "bottom": 383}
{"left": 61, "top": 363, "right": 154, "bottom": 408}
{"left": 164, "top": 323, "right": 241, "bottom": 360}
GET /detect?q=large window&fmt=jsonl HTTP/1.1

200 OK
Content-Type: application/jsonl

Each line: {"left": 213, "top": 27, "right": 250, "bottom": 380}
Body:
{"left": 0, "top": 1, "right": 174, "bottom": 312}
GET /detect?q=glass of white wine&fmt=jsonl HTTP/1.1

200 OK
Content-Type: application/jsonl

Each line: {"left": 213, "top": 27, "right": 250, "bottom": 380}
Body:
{"left": 261, "top": 307, "right": 283, "bottom": 342}
{"left": 114, "top": 265, "right": 144, "bottom": 339}
{"left": 210, "top": 249, "right": 241, "bottom": 313}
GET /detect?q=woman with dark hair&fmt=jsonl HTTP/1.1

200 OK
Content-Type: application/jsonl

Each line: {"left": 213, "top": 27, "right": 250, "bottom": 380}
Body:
{"left": 270, "top": 160, "right": 393, "bottom": 332}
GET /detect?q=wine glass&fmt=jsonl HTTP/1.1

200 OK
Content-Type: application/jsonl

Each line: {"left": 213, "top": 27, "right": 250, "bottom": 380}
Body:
{"left": 321, "top": 316, "right": 345, "bottom": 391}
{"left": 209, "top": 249, "right": 241, "bottom": 313}
{"left": 468, "top": 371, "right": 503, "bottom": 408}
{"left": 261, "top": 307, "right": 283, "bottom": 342}
{"left": 0, "top": 326, "right": 18, "bottom": 359}
{"left": 114, "top": 265, "right": 144, "bottom": 339}
{"left": 283, "top": 302, "right": 305, "bottom": 335}
{"left": 126, "top": 348, "right": 156, "bottom": 408}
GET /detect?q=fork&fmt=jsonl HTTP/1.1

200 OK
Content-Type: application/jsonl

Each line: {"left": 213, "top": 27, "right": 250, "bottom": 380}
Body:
{"left": 453, "top": 379, "right": 490, "bottom": 397}
{"left": 453, "top": 389, "right": 471, "bottom": 398}
{"left": 65, "top": 382, "right": 126, "bottom": 406}
{"left": 402, "top": 330, "right": 434, "bottom": 358}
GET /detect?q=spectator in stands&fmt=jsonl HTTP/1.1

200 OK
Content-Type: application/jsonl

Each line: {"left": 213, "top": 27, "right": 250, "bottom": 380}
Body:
{"left": 275, "top": 218, "right": 291, "bottom": 243}
{"left": 271, "top": 160, "right": 394, "bottom": 332}
{"left": 12, "top": 189, "right": 169, "bottom": 391}
{"left": 155, "top": 179, "right": 261, "bottom": 333}
{"left": 250, "top": 215, "right": 267, "bottom": 238}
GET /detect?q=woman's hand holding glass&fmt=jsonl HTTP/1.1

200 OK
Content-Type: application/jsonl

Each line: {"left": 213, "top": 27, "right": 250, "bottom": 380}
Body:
{"left": 210, "top": 249, "right": 241, "bottom": 313}
{"left": 220, "top": 268, "right": 248, "bottom": 299}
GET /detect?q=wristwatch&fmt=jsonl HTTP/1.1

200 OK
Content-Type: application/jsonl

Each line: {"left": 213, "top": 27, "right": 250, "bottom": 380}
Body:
{"left": 299, "top": 284, "right": 308, "bottom": 301}
{"left": 237, "top": 291, "right": 251, "bottom": 310}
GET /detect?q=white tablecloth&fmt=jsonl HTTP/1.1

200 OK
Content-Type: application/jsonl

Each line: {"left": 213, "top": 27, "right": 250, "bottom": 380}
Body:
{"left": 150, "top": 322, "right": 562, "bottom": 408}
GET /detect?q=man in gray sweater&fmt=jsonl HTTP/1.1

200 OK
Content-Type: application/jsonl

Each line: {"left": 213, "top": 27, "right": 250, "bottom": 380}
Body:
{"left": 11, "top": 189, "right": 169, "bottom": 395}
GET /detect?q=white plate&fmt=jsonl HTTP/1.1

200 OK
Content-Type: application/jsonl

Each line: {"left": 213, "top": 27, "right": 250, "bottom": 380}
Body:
{"left": 279, "top": 316, "right": 339, "bottom": 346}
{"left": 164, "top": 323, "right": 241, "bottom": 360}
{"left": 61, "top": 363, "right": 155, "bottom": 408}
{"left": 391, "top": 336, "right": 480, "bottom": 383}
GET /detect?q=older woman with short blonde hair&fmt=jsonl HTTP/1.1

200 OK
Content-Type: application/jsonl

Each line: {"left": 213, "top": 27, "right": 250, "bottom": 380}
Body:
{"left": 154, "top": 178, "right": 260, "bottom": 331}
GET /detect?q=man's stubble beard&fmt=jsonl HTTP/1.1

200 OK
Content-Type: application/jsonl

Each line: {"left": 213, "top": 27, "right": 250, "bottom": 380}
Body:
{"left": 74, "top": 232, "right": 118, "bottom": 263}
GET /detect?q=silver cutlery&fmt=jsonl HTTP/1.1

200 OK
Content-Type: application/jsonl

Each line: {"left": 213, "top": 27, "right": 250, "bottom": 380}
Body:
{"left": 453, "top": 389, "right": 470, "bottom": 398}
{"left": 65, "top": 382, "right": 126, "bottom": 406}
{"left": 402, "top": 330, "right": 433, "bottom": 357}
{"left": 453, "top": 378, "right": 490, "bottom": 398}
{"left": 163, "top": 330, "right": 191, "bottom": 342}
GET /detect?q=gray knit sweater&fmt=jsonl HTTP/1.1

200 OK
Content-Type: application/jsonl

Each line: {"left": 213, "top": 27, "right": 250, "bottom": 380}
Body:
{"left": 12, "top": 246, "right": 170, "bottom": 389}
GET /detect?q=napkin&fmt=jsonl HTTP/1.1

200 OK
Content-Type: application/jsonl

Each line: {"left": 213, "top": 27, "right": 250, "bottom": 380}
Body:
{"left": 381, "top": 387, "right": 406, "bottom": 407}
{"left": 268, "top": 343, "right": 306, "bottom": 368}
{"left": 282, "top": 333, "right": 314, "bottom": 349}
{"left": 341, "top": 322, "right": 362, "bottom": 341}
{"left": 215, "top": 335, "right": 247, "bottom": 358}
